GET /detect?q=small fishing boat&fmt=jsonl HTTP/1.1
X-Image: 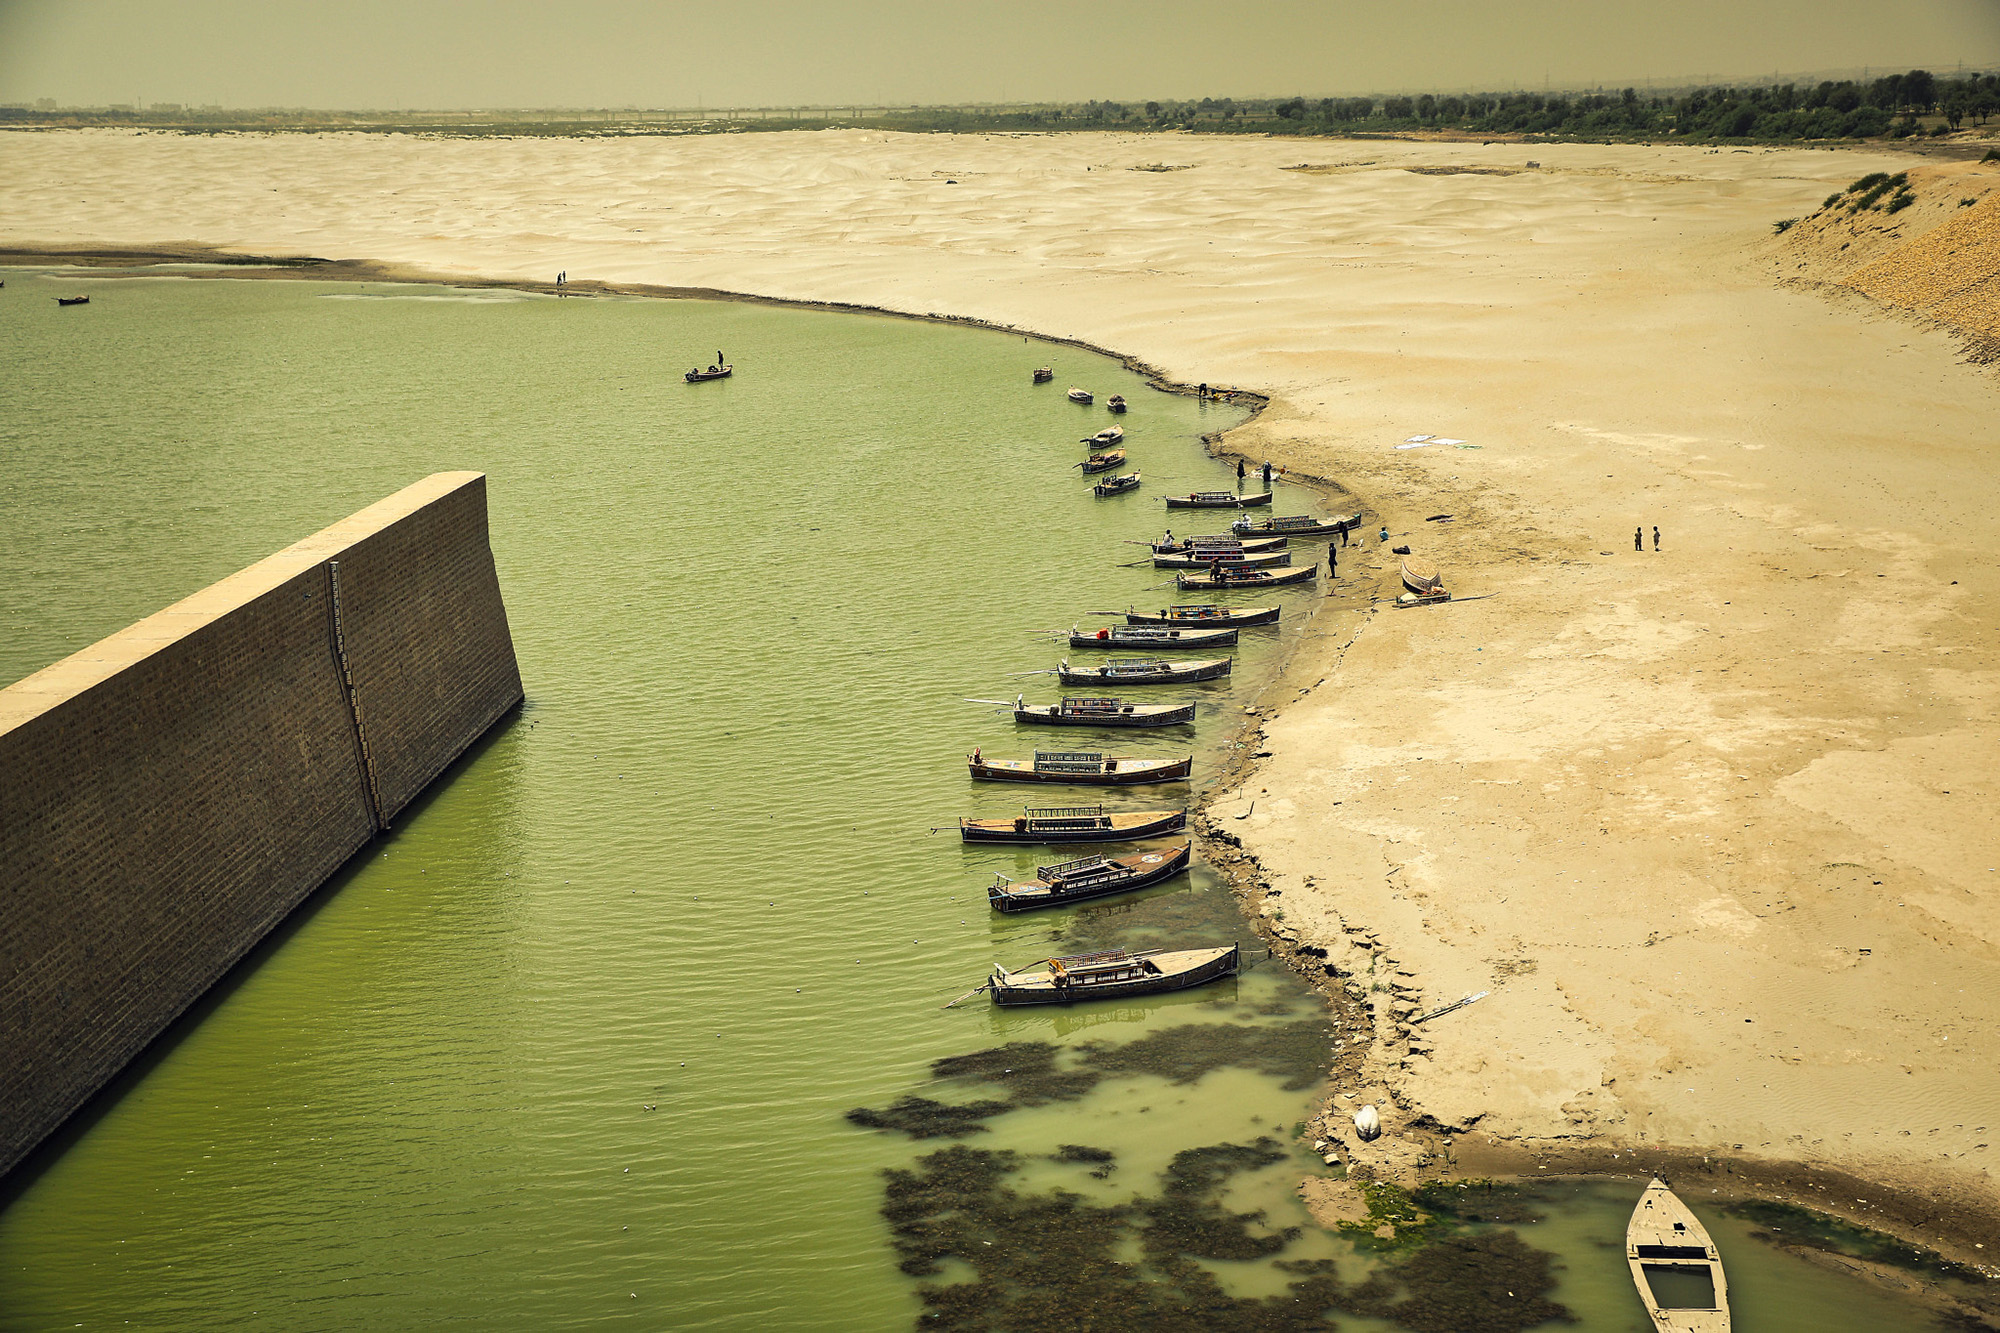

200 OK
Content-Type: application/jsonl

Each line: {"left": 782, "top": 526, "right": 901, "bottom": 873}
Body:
{"left": 1068, "top": 625, "right": 1238, "bottom": 649}
{"left": 55, "top": 295, "right": 90, "bottom": 306}
{"left": 988, "top": 942, "right": 1239, "bottom": 1004}
{"left": 1014, "top": 695, "right": 1196, "bottom": 727}
{"left": 1165, "top": 491, "right": 1274, "bottom": 510}
{"left": 1627, "top": 1178, "right": 1732, "bottom": 1332}
{"left": 969, "top": 750, "right": 1194, "bottom": 785}
{"left": 1106, "top": 394, "right": 1127, "bottom": 414}
{"left": 1034, "top": 367, "right": 1054, "bottom": 383}
{"left": 959, "top": 805, "right": 1187, "bottom": 844}
{"left": 1083, "top": 425, "right": 1125, "bottom": 447}
{"left": 1094, "top": 470, "right": 1142, "bottom": 498}
{"left": 1176, "top": 564, "right": 1316, "bottom": 591}
{"left": 1152, "top": 548, "right": 1291, "bottom": 570}
{"left": 1231, "top": 511, "right": 1361, "bottom": 538}
{"left": 1124, "top": 605, "right": 1281, "bottom": 628}
{"left": 1058, "top": 656, "right": 1231, "bottom": 686}
{"left": 1150, "top": 535, "right": 1288, "bottom": 555}
{"left": 684, "top": 364, "right": 733, "bottom": 383}
{"left": 1400, "top": 557, "right": 1443, "bottom": 595}
{"left": 989, "top": 842, "right": 1193, "bottom": 913}
{"left": 1067, "top": 388, "right": 1094, "bottom": 404}
{"left": 1078, "top": 450, "right": 1128, "bottom": 474}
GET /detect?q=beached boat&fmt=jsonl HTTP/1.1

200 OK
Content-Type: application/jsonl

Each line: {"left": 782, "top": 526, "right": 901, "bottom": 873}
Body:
{"left": 1107, "top": 394, "right": 1127, "bottom": 414}
{"left": 968, "top": 750, "right": 1194, "bottom": 785}
{"left": 1152, "top": 548, "right": 1291, "bottom": 570}
{"left": 988, "top": 842, "right": 1193, "bottom": 913}
{"left": 1034, "top": 367, "right": 1054, "bottom": 383}
{"left": 1067, "top": 388, "right": 1094, "bottom": 404}
{"left": 1400, "top": 557, "right": 1443, "bottom": 595}
{"left": 684, "top": 364, "right": 733, "bottom": 383}
{"left": 1124, "top": 605, "right": 1281, "bottom": 628}
{"left": 1176, "top": 564, "right": 1316, "bottom": 591}
{"left": 1151, "top": 535, "right": 1288, "bottom": 555}
{"left": 1094, "top": 470, "right": 1142, "bottom": 498}
{"left": 1014, "top": 695, "right": 1196, "bottom": 727}
{"left": 1078, "top": 450, "right": 1128, "bottom": 474}
{"left": 1058, "top": 656, "right": 1232, "bottom": 686}
{"left": 1627, "top": 1178, "right": 1732, "bottom": 1332}
{"left": 989, "top": 942, "right": 1239, "bottom": 1003}
{"left": 959, "top": 805, "right": 1187, "bottom": 844}
{"left": 1231, "top": 511, "right": 1361, "bottom": 538}
{"left": 1165, "top": 491, "right": 1274, "bottom": 510}
{"left": 1084, "top": 425, "right": 1125, "bottom": 447}
{"left": 55, "top": 296, "right": 90, "bottom": 307}
{"left": 1068, "top": 625, "right": 1239, "bottom": 649}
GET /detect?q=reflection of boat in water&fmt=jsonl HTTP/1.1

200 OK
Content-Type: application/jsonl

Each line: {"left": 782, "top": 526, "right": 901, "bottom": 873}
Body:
{"left": 967, "top": 750, "right": 1194, "bottom": 785}
{"left": 987, "top": 841, "right": 1192, "bottom": 913}
{"left": 958, "top": 804, "right": 1187, "bottom": 844}
{"left": 1627, "top": 1177, "right": 1731, "bottom": 1332}
{"left": 990, "top": 942, "right": 1239, "bottom": 1004}
{"left": 1047, "top": 1003, "right": 1160, "bottom": 1037}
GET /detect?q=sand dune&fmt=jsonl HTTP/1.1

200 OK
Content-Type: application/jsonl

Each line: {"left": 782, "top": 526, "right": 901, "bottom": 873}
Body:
{"left": 4, "top": 127, "right": 1998, "bottom": 1253}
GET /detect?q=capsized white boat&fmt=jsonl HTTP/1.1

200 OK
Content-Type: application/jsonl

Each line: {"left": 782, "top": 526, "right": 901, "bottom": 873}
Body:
{"left": 1627, "top": 1177, "right": 1731, "bottom": 1332}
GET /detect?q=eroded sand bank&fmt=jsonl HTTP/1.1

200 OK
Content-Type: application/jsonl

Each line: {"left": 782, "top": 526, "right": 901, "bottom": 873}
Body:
{"left": 3, "top": 127, "right": 1997, "bottom": 1256}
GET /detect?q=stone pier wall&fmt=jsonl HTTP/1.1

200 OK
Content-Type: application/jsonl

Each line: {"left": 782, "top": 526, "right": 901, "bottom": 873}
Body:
{"left": 0, "top": 472, "right": 523, "bottom": 1179}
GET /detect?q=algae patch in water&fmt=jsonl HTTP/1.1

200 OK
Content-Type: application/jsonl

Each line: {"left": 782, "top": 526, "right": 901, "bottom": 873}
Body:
{"left": 845, "top": 1096, "right": 1016, "bottom": 1139}
{"left": 1082, "top": 1019, "right": 1332, "bottom": 1092}
{"left": 1052, "top": 1144, "right": 1117, "bottom": 1178}
{"left": 1723, "top": 1197, "right": 1991, "bottom": 1284}
{"left": 931, "top": 1041, "right": 1102, "bottom": 1104}
{"left": 1412, "top": 1179, "right": 1550, "bottom": 1226}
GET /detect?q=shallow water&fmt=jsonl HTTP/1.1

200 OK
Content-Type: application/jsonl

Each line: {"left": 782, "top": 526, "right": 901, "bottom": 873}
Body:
{"left": 0, "top": 268, "right": 1962, "bottom": 1330}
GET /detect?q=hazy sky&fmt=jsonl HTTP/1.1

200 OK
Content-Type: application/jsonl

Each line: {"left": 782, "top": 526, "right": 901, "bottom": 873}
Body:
{"left": 3, "top": 0, "right": 1997, "bottom": 109}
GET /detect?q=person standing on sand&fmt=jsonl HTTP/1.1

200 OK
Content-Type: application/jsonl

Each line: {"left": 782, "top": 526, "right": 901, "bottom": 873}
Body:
{"left": 1328, "top": 542, "right": 1338, "bottom": 574}
{"left": 1341, "top": 523, "right": 1349, "bottom": 548}
{"left": 1635, "top": 527, "right": 1643, "bottom": 551}
{"left": 1653, "top": 526, "right": 1661, "bottom": 551}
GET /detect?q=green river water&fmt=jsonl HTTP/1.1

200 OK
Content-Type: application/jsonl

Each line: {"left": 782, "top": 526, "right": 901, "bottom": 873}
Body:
{"left": 0, "top": 267, "right": 1966, "bottom": 1330}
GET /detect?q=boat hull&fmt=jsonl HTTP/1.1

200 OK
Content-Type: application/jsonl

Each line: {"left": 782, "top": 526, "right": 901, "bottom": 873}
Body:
{"left": 969, "top": 755, "right": 1194, "bottom": 785}
{"left": 1080, "top": 451, "right": 1127, "bottom": 474}
{"left": 1626, "top": 1178, "right": 1732, "bottom": 1333}
{"left": 1166, "top": 492, "right": 1275, "bottom": 509}
{"left": 1017, "top": 702, "right": 1197, "bottom": 727}
{"left": 1153, "top": 550, "right": 1291, "bottom": 570}
{"left": 1232, "top": 512, "right": 1361, "bottom": 538}
{"left": 1069, "top": 627, "right": 1238, "bottom": 649}
{"left": 1175, "top": 564, "right": 1316, "bottom": 591}
{"left": 1057, "top": 658, "right": 1231, "bottom": 686}
{"left": 1094, "top": 473, "right": 1141, "bottom": 497}
{"left": 989, "top": 842, "right": 1193, "bottom": 912}
{"left": 1151, "top": 536, "right": 1288, "bottom": 554}
{"left": 960, "top": 809, "right": 1187, "bottom": 844}
{"left": 991, "top": 943, "right": 1239, "bottom": 1001}
{"left": 1123, "top": 606, "right": 1280, "bottom": 628}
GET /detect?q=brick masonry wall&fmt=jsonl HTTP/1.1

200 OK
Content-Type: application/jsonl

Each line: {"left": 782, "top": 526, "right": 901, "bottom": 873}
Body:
{"left": 0, "top": 472, "right": 523, "bottom": 1180}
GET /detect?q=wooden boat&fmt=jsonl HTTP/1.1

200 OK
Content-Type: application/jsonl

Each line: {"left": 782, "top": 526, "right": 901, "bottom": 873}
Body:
{"left": 55, "top": 295, "right": 90, "bottom": 306}
{"left": 1153, "top": 548, "right": 1291, "bottom": 570}
{"left": 1165, "top": 491, "right": 1274, "bottom": 510}
{"left": 988, "top": 842, "right": 1193, "bottom": 912}
{"left": 989, "top": 942, "right": 1239, "bottom": 1004}
{"left": 1067, "top": 387, "right": 1094, "bottom": 404}
{"left": 1069, "top": 625, "right": 1238, "bottom": 649}
{"left": 969, "top": 750, "right": 1193, "bottom": 785}
{"left": 1627, "top": 1178, "right": 1732, "bottom": 1332}
{"left": 1151, "top": 535, "right": 1287, "bottom": 555}
{"left": 1400, "top": 557, "right": 1443, "bottom": 595}
{"left": 1034, "top": 367, "right": 1054, "bottom": 383}
{"left": 1078, "top": 450, "right": 1127, "bottom": 474}
{"left": 959, "top": 805, "right": 1187, "bottom": 844}
{"left": 1124, "top": 605, "right": 1281, "bottom": 628}
{"left": 1083, "top": 425, "right": 1125, "bottom": 447}
{"left": 1014, "top": 695, "right": 1196, "bottom": 727}
{"left": 684, "top": 364, "right": 733, "bottom": 383}
{"left": 1107, "top": 394, "right": 1127, "bottom": 414}
{"left": 1231, "top": 511, "right": 1361, "bottom": 538}
{"left": 1176, "top": 564, "right": 1316, "bottom": 591}
{"left": 1094, "top": 470, "right": 1141, "bottom": 498}
{"left": 1057, "top": 656, "right": 1232, "bottom": 686}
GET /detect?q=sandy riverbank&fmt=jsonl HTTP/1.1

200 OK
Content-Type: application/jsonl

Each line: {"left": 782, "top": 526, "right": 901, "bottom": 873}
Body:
{"left": 4, "top": 127, "right": 1998, "bottom": 1263}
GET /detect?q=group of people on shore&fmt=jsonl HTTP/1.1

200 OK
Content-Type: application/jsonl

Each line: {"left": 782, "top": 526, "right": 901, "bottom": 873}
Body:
{"left": 1635, "top": 526, "right": 1662, "bottom": 551}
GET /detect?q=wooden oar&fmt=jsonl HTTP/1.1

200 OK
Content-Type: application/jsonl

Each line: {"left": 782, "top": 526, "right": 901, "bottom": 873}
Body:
{"left": 942, "top": 983, "right": 990, "bottom": 1009}
{"left": 964, "top": 698, "right": 1019, "bottom": 707}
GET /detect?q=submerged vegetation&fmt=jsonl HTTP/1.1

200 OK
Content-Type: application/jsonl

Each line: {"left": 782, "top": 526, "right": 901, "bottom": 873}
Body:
{"left": 1722, "top": 1198, "right": 1991, "bottom": 1284}
{"left": 879, "top": 1143, "right": 1573, "bottom": 1332}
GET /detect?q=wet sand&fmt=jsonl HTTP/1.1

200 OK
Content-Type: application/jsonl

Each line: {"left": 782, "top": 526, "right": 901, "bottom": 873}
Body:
{"left": 4, "top": 127, "right": 1997, "bottom": 1262}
